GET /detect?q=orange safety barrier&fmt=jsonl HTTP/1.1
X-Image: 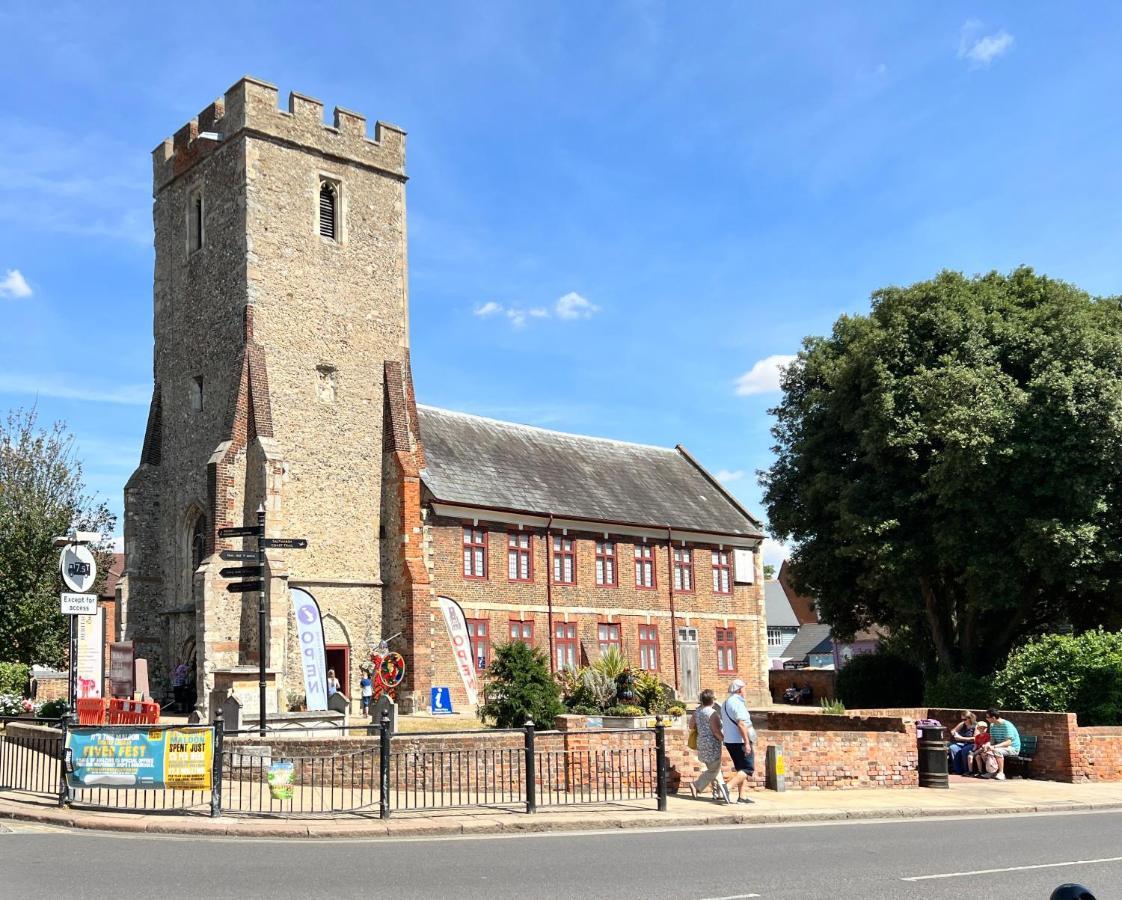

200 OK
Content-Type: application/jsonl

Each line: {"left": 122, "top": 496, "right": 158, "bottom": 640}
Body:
{"left": 106, "top": 698, "right": 160, "bottom": 725}
{"left": 76, "top": 698, "right": 108, "bottom": 725}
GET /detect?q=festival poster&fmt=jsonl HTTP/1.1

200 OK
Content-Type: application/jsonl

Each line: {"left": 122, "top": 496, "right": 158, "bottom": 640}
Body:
{"left": 65, "top": 726, "right": 213, "bottom": 790}
{"left": 75, "top": 607, "right": 104, "bottom": 699}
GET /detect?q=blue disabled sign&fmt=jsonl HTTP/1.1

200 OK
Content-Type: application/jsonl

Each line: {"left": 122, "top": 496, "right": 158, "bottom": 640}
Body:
{"left": 431, "top": 686, "right": 453, "bottom": 715}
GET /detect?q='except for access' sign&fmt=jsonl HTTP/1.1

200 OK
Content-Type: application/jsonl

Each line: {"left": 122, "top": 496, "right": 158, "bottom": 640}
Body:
{"left": 218, "top": 525, "right": 264, "bottom": 539}
{"left": 60, "top": 592, "right": 98, "bottom": 615}
{"left": 219, "top": 565, "right": 263, "bottom": 579}
{"left": 227, "top": 580, "right": 263, "bottom": 594}
{"left": 260, "top": 538, "right": 308, "bottom": 550}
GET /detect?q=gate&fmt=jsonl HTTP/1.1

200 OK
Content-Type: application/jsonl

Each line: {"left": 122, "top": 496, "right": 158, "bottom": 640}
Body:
{"left": 677, "top": 626, "right": 700, "bottom": 701}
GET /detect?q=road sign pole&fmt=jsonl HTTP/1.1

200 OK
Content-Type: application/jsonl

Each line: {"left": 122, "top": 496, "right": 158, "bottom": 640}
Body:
{"left": 68, "top": 611, "right": 75, "bottom": 716}
{"left": 257, "top": 503, "right": 267, "bottom": 736}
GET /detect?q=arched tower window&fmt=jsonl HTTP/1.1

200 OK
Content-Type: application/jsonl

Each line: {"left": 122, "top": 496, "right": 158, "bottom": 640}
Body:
{"left": 190, "top": 513, "right": 206, "bottom": 572}
{"left": 319, "top": 181, "right": 338, "bottom": 240}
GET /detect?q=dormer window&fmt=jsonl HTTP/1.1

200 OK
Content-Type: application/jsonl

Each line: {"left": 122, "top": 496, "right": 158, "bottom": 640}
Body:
{"left": 319, "top": 179, "right": 339, "bottom": 240}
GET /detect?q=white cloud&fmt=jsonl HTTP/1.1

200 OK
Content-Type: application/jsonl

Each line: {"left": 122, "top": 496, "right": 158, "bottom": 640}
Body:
{"left": 715, "top": 469, "right": 745, "bottom": 484}
{"left": 958, "top": 20, "right": 1014, "bottom": 66}
{"left": 734, "top": 354, "right": 796, "bottom": 396}
{"left": 762, "top": 537, "right": 790, "bottom": 569}
{"left": 472, "top": 292, "right": 601, "bottom": 327}
{"left": 0, "top": 269, "right": 32, "bottom": 298}
{"left": 554, "top": 291, "right": 600, "bottom": 320}
{"left": 0, "top": 373, "right": 150, "bottom": 405}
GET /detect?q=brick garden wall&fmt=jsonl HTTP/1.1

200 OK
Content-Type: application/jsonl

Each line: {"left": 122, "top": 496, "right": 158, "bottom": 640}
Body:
{"left": 1073, "top": 728, "right": 1122, "bottom": 781}
{"left": 769, "top": 668, "right": 837, "bottom": 704}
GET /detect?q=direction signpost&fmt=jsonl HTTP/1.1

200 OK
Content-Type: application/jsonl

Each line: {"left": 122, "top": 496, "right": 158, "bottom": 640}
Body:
{"left": 218, "top": 511, "right": 307, "bottom": 734}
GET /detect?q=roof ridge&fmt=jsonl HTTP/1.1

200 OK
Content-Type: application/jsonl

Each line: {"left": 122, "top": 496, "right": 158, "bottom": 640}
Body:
{"left": 416, "top": 404, "right": 679, "bottom": 454}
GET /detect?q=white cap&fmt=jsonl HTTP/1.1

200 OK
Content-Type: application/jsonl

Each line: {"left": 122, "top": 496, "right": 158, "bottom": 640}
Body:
{"left": 728, "top": 678, "right": 746, "bottom": 694}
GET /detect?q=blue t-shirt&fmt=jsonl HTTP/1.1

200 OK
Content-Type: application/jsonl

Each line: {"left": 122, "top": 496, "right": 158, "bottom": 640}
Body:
{"left": 988, "top": 719, "right": 1021, "bottom": 753}
{"left": 721, "top": 694, "right": 755, "bottom": 744}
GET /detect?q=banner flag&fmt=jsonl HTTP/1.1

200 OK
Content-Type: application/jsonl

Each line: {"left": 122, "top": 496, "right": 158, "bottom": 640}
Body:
{"left": 291, "top": 587, "right": 329, "bottom": 711}
{"left": 437, "top": 596, "right": 479, "bottom": 706}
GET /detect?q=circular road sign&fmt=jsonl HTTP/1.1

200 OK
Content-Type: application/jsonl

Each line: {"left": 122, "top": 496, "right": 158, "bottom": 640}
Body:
{"left": 59, "top": 543, "right": 97, "bottom": 593}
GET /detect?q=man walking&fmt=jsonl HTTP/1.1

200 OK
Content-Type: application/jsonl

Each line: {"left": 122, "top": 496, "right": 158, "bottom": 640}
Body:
{"left": 722, "top": 678, "right": 757, "bottom": 803}
{"left": 985, "top": 708, "right": 1021, "bottom": 780}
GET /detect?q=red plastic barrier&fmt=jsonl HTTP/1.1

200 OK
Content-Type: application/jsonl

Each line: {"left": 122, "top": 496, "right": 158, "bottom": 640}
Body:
{"left": 76, "top": 698, "right": 107, "bottom": 725}
{"left": 106, "top": 698, "right": 159, "bottom": 725}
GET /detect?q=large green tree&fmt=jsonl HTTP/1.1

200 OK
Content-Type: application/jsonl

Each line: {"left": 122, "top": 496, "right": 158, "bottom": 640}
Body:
{"left": 762, "top": 268, "right": 1122, "bottom": 675}
{"left": 0, "top": 408, "right": 115, "bottom": 666}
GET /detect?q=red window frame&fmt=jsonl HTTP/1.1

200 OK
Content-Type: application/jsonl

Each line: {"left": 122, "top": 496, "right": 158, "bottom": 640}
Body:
{"left": 462, "top": 526, "right": 488, "bottom": 579}
{"left": 552, "top": 535, "right": 576, "bottom": 585}
{"left": 507, "top": 531, "right": 533, "bottom": 583}
{"left": 555, "top": 622, "right": 578, "bottom": 670}
{"left": 466, "top": 618, "right": 489, "bottom": 671}
{"left": 672, "top": 547, "right": 694, "bottom": 593}
{"left": 594, "top": 540, "right": 617, "bottom": 587}
{"left": 634, "top": 544, "right": 656, "bottom": 589}
{"left": 716, "top": 627, "right": 737, "bottom": 674}
{"left": 711, "top": 550, "right": 732, "bottom": 594}
{"left": 509, "top": 619, "right": 534, "bottom": 645}
{"left": 638, "top": 624, "right": 660, "bottom": 671}
{"left": 597, "top": 622, "right": 621, "bottom": 655}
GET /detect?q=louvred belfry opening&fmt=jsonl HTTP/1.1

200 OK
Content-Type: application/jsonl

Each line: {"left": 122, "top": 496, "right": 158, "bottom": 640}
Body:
{"left": 319, "top": 182, "right": 337, "bottom": 239}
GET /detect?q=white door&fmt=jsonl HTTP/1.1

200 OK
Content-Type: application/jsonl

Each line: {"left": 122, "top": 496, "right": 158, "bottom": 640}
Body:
{"left": 677, "top": 627, "right": 700, "bottom": 701}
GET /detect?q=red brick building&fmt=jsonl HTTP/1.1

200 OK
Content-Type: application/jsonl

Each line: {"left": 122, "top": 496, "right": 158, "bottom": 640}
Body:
{"left": 382, "top": 381, "right": 769, "bottom": 711}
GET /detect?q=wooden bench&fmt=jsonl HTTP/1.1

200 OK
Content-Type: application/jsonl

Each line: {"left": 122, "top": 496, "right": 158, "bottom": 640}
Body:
{"left": 1002, "top": 734, "right": 1038, "bottom": 778}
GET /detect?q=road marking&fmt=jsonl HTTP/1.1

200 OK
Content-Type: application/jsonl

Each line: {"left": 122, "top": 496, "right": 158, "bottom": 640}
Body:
{"left": 902, "top": 856, "right": 1122, "bottom": 881}
{"left": 697, "top": 894, "right": 761, "bottom": 899}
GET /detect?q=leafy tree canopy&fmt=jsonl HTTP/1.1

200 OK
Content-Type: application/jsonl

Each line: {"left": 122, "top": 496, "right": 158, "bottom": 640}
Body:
{"left": 0, "top": 408, "right": 115, "bottom": 666}
{"left": 762, "top": 268, "right": 1122, "bottom": 674}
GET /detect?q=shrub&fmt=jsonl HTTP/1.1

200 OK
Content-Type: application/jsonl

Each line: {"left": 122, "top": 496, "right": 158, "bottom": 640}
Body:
{"left": 37, "top": 698, "right": 67, "bottom": 719}
{"left": 632, "top": 671, "right": 676, "bottom": 714}
{"left": 578, "top": 669, "right": 617, "bottom": 712}
{"left": 605, "top": 704, "right": 645, "bottom": 717}
{"left": 820, "top": 698, "right": 846, "bottom": 714}
{"left": 591, "top": 647, "right": 628, "bottom": 680}
{"left": 0, "top": 662, "right": 29, "bottom": 696}
{"left": 993, "top": 630, "right": 1122, "bottom": 726}
{"left": 924, "top": 670, "right": 995, "bottom": 710}
{"left": 666, "top": 704, "right": 686, "bottom": 717}
{"left": 478, "top": 641, "right": 564, "bottom": 728}
{"left": 836, "top": 652, "right": 924, "bottom": 709}
{"left": 568, "top": 704, "right": 600, "bottom": 716}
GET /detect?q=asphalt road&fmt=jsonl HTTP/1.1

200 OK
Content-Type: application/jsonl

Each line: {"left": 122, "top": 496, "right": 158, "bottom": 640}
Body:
{"left": 2, "top": 810, "right": 1120, "bottom": 899}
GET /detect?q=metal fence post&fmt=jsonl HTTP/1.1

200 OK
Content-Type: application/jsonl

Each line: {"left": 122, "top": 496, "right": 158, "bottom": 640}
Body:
{"left": 524, "top": 718, "right": 537, "bottom": 814}
{"left": 57, "top": 716, "right": 70, "bottom": 808}
{"left": 210, "top": 711, "right": 224, "bottom": 818}
{"left": 379, "top": 710, "right": 391, "bottom": 820}
{"left": 654, "top": 715, "right": 667, "bottom": 812}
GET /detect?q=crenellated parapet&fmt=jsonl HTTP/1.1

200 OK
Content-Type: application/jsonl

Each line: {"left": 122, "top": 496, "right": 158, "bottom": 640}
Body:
{"left": 152, "top": 75, "right": 406, "bottom": 192}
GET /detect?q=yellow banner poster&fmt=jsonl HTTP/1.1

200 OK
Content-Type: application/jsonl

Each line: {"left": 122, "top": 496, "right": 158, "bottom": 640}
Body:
{"left": 164, "top": 728, "right": 213, "bottom": 790}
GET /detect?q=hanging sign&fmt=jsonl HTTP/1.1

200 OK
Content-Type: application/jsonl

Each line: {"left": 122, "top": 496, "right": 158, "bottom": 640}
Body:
{"left": 437, "top": 596, "right": 479, "bottom": 706}
{"left": 291, "top": 587, "right": 328, "bottom": 712}
{"left": 65, "top": 726, "right": 213, "bottom": 790}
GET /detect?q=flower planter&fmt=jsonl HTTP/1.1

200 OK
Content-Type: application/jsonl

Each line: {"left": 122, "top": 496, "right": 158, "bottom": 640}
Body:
{"left": 599, "top": 714, "right": 685, "bottom": 730}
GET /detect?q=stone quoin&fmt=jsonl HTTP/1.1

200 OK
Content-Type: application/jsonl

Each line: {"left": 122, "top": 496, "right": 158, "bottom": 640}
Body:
{"left": 118, "top": 76, "right": 769, "bottom": 716}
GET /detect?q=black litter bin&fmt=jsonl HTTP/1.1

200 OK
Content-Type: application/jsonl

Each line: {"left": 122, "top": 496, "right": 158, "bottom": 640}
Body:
{"left": 917, "top": 723, "right": 949, "bottom": 789}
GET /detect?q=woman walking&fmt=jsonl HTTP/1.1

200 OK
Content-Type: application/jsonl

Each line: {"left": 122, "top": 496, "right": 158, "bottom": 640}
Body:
{"left": 688, "top": 689, "right": 731, "bottom": 803}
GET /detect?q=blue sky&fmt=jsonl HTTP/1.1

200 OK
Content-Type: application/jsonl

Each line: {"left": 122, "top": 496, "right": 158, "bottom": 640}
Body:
{"left": 2, "top": 3, "right": 1121, "bottom": 563}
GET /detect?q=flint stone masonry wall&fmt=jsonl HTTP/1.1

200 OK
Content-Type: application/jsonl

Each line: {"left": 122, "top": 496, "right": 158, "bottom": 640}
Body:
{"left": 123, "top": 76, "right": 409, "bottom": 717}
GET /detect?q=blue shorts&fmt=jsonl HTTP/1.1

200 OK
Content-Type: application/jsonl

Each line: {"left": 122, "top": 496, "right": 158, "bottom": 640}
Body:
{"left": 725, "top": 742, "right": 754, "bottom": 775}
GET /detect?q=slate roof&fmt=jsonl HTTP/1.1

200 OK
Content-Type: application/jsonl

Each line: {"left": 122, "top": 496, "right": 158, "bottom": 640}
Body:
{"left": 781, "top": 624, "right": 834, "bottom": 660}
{"left": 764, "top": 581, "right": 801, "bottom": 627}
{"left": 416, "top": 405, "right": 763, "bottom": 538}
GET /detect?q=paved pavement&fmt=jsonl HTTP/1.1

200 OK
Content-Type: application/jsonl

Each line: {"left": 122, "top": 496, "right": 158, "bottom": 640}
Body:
{"left": 5, "top": 774, "right": 1122, "bottom": 838}
{"left": 2, "top": 809, "right": 1121, "bottom": 898}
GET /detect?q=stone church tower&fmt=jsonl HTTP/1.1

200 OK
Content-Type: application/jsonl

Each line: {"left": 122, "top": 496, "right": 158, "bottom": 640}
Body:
{"left": 119, "top": 77, "right": 411, "bottom": 717}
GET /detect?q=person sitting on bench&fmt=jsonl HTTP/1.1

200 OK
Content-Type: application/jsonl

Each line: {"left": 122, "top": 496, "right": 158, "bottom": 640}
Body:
{"left": 984, "top": 708, "right": 1021, "bottom": 781}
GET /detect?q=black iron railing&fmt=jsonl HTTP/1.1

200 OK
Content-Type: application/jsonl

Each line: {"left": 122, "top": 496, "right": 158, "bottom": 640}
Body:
{"left": 1, "top": 713, "right": 669, "bottom": 819}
